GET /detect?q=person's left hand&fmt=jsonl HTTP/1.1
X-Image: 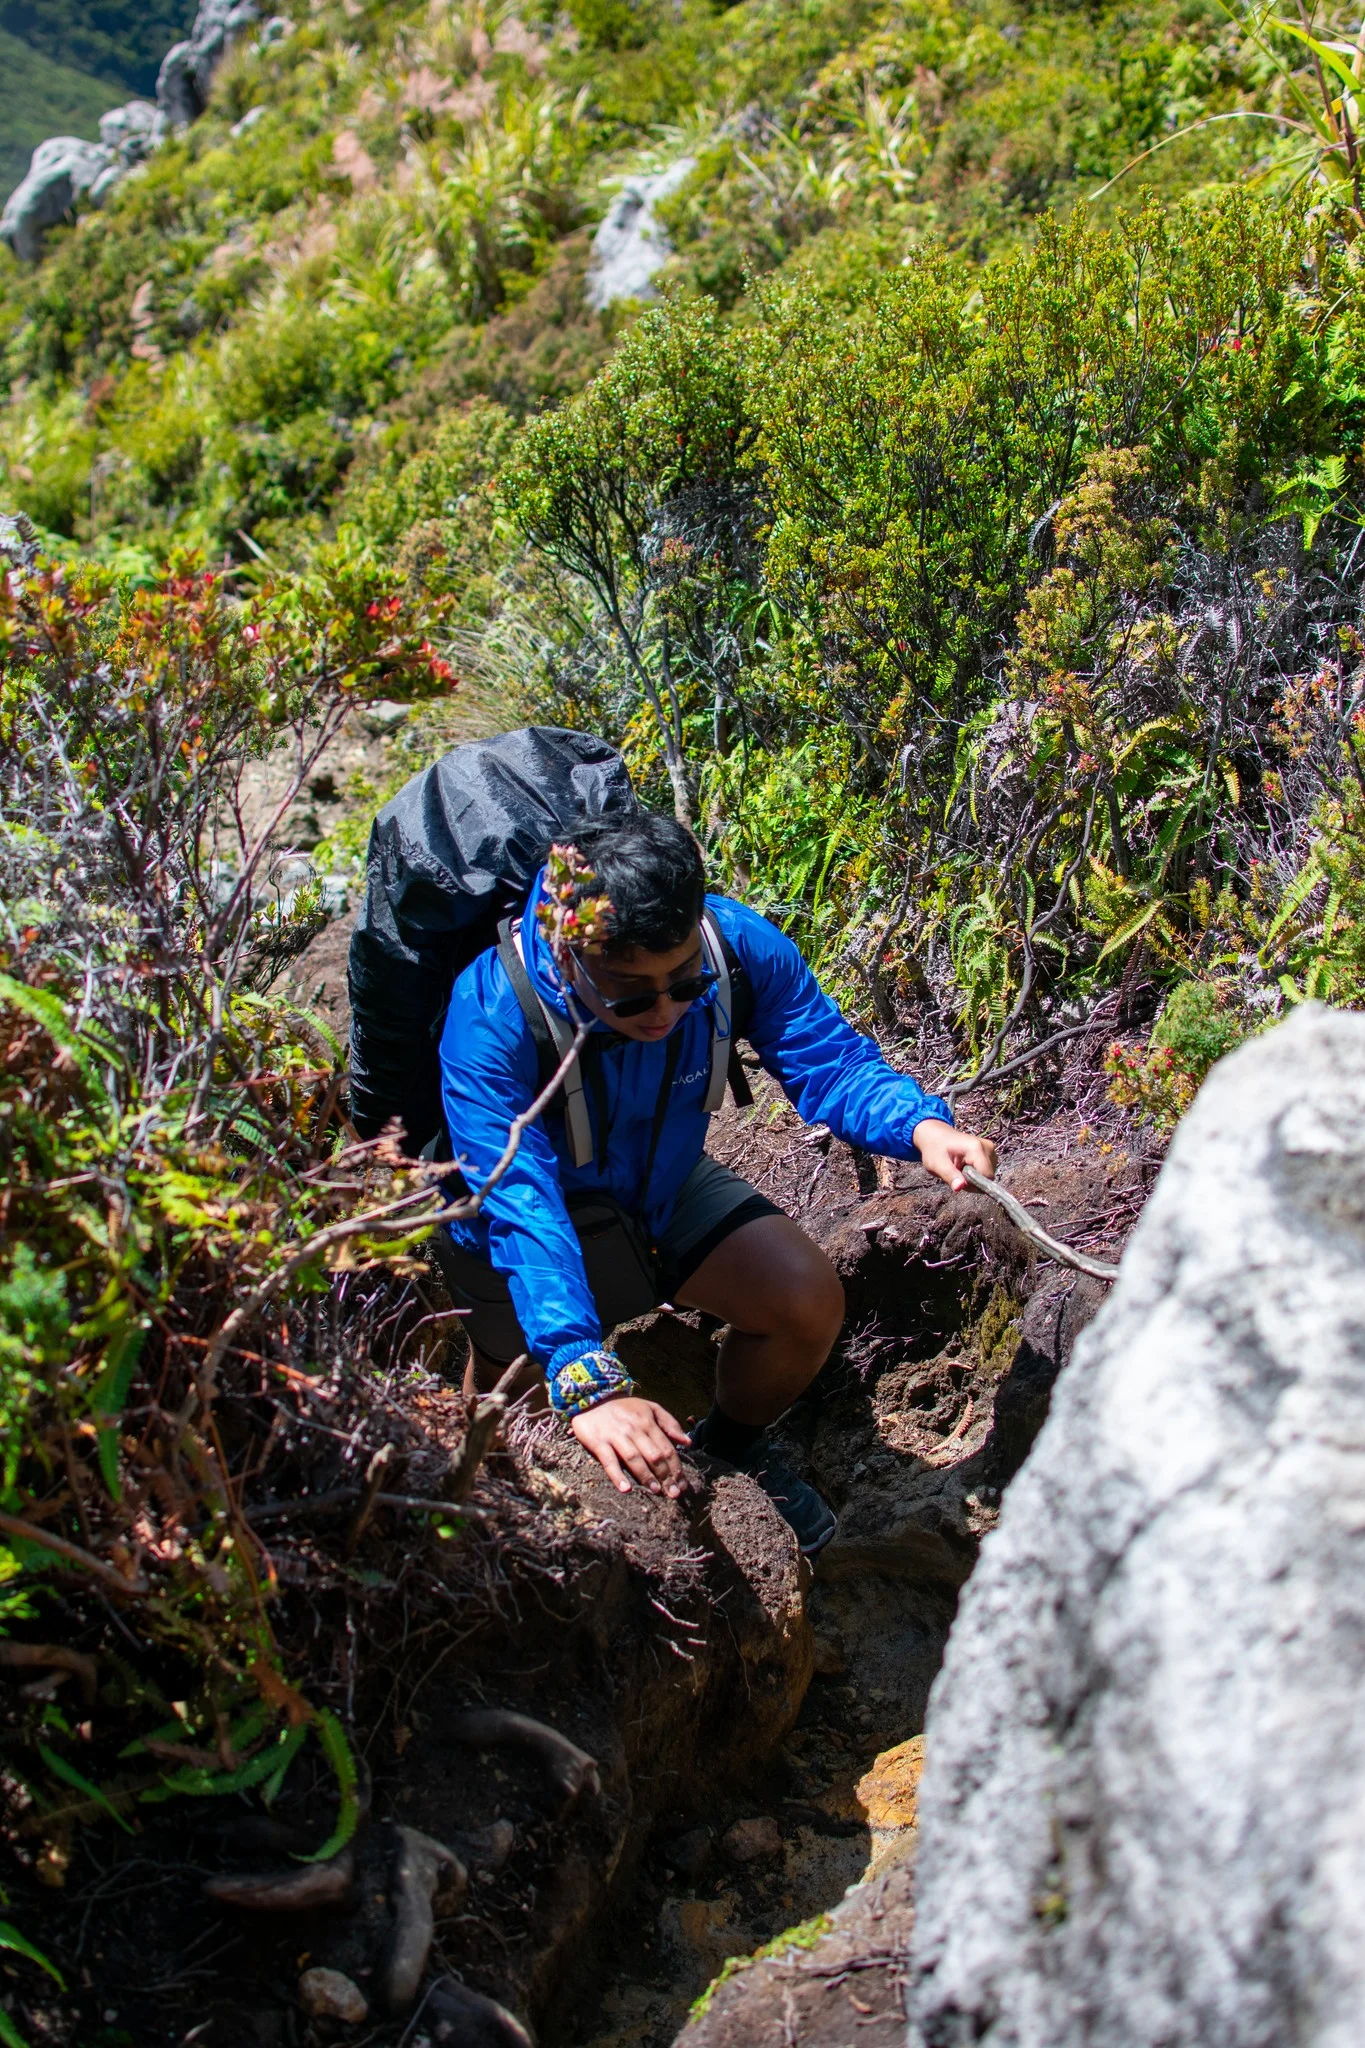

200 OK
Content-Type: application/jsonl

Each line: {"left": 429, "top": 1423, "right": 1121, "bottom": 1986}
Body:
{"left": 911, "top": 1119, "right": 998, "bottom": 1193}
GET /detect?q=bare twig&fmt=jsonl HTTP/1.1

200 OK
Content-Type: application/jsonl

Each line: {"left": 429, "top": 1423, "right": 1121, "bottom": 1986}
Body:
{"left": 961, "top": 1166, "right": 1121, "bottom": 1282}
{"left": 447, "top": 1357, "right": 527, "bottom": 1503}
{"left": 0, "top": 1509, "right": 149, "bottom": 1597}
{"left": 946, "top": 1003, "right": 1116, "bottom": 1103}
{"left": 241, "top": 1490, "right": 488, "bottom": 1527}
{"left": 347, "top": 1441, "right": 399, "bottom": 1553}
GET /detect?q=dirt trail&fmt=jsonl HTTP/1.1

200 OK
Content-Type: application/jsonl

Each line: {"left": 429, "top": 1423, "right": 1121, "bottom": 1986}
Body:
{"left": 277, "top": 892, "right": 1151, "bottom": 2047}
{"left": 4, "top": 849, "right": 1152, "bottom": 2047}
{"left": 561, "top": 1076, "right": 1151, "bottom": 2048}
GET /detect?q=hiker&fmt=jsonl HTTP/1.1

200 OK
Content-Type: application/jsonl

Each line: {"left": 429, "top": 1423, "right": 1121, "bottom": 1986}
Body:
{"left": 348, "top": 729, "right": 997, "bottom": 1558}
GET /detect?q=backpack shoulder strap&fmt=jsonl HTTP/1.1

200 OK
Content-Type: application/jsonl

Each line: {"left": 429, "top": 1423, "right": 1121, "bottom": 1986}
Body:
{"left": 700, "top": 908, "right": 754, "bottom": 1112}
{"left": 495, "top": 918, "right": 595, "bottom": 1168}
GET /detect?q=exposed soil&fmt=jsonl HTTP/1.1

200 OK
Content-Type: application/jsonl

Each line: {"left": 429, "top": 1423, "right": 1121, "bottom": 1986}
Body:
{"left": 562, "top": 1073, "right": 1154, "bottom": 2048}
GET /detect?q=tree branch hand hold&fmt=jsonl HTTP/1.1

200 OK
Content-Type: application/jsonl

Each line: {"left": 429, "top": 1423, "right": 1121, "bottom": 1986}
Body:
{"left": 0, "top": 1641, "right": 99, "bottom": 1705}
{"left": 449, "top": 1707, "right": 601, "bottom": 1807}
{"left": 961, "top": 1165, "right": 1122, "bottom": 1283}
{"left": 0, "top": 1509, "right": 149, "bottom": 1598}
{"left": 446, "top": 1356, "right": 526, "bottom": 1504}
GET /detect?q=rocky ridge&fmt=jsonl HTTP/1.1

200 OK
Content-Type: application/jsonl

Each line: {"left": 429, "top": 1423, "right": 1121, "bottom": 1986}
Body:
{"left": 0, "top": 0, "right": 286, "bottom": 261}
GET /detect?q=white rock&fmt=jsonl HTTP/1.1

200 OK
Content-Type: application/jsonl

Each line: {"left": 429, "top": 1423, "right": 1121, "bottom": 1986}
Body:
{"left": 99, "top": 100, "right": 163, "bottom": 159}
{"left": 584, "top": 158, "right": 695, "bottom": 311}
{"left": 1, "top": 139, "right": 115, "bottom": 262}
{"left": 156, "top": 40, "right": 202, "bottom": 128}
{"left": 359, "top": 699, "right": 412, "bottom": 737}
{"left": 906, "top": 1003, "right": 1365, "bottom": 2048}
{"left": 158, "top": 0, "right": 261, "bottom": 126}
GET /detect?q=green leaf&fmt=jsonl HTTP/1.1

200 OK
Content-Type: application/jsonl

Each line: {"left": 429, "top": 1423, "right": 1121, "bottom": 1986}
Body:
{"left": 298, "top": 1709, "right": 359, "bottom": 1864}
{"left": 1266, "top": 17, "right": 1363, "bottom": 96}
{"left": 1259, "top": 855, "right": 1324, "bottom": 959}
{"left": 0, "top": 1921, "right": 65, "bottom": 1990}
{"left": 37, "top": 1746, "right": 133, "bottom": 1834}
{"left": 91, "top": 1319, "right": 149, "bottom": 1501}
{"left": 0, "top": 973, "right": 109, "bottom": 1109}
{"left": 139, "top": 1723, "right": 307, "bottom": 1804}
{"left": 1095, "top": 898, "right": 1164, "bottom": 964}
{"left": 261, "top": 1722, "right": 309, "bottom": 1807}
{"left": 0, "top": 2008, "right": 30, "bottom": 2048}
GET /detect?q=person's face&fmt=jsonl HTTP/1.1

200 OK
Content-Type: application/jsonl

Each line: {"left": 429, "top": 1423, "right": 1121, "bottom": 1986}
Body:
{"left": 568, "top": 927, "right": 707, "bottom": 1042}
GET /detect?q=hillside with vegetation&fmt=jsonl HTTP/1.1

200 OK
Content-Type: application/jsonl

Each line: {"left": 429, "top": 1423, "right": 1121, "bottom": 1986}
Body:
{"left": 0, "top": 2, "right": 195, "bottom": 190}
{"left": 2, "top": 0, "right": 1365, "bottom": 2038}
{"left": 0, "top": 34, "right": 115, "bottom": 192}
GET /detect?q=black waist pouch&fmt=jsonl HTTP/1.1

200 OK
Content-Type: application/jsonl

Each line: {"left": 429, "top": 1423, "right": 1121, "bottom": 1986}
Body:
{"left": 565, "top": 1191, "right": 661, "bottom": 1327}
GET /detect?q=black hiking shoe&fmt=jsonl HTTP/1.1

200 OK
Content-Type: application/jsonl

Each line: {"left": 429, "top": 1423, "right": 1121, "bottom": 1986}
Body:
{"left": 691, "top": 1425, "right": 837, "bottom": 1559}
{"left": 743, "top": 1441, "right": 838, "bottom": 1558}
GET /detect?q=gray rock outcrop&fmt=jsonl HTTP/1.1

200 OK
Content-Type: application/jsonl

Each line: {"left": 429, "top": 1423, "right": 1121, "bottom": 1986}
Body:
{"left": 906, "top": 1002, "right": 1365, "bottom": 2048}
{"left": 0, "top": 138, "right": 115, "bottom": 262}
{"left": 585, "top": 158, "right": 695, "bottom": 311}
{"left": 99, "top": 101, "right": 163, "bottom": 161}
{"left": 158, "top": 0, "right": 261, "bottom": 127}
{"left": 1, "top": 0, "right": 263, "bottom": 260}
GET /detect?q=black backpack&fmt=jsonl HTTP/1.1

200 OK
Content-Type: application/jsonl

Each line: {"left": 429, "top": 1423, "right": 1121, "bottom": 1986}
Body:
{"left": 347, "top": 726, "right": 752, "bottom": 1156}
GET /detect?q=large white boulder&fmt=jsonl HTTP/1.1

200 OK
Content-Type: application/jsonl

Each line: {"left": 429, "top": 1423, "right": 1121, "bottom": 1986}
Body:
{"left": 99, "top": 100, "right": 163, "bottom": 159}
{"left": 585, "top": 158, "right": 695, "bottom": 311}
{"left": 906, "top": 1003, "right": 1365, "bottom": 2048}
{"left": 158, "top": 0, "right": 260, "bottom": 126}
{"left": 0, "top": 138, "right": 114, "bottom": 262}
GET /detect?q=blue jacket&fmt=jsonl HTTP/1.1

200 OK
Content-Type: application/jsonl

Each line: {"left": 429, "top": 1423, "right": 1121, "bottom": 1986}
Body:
{"left": 439, "top": 874, "right": 952, "bottom": 1368}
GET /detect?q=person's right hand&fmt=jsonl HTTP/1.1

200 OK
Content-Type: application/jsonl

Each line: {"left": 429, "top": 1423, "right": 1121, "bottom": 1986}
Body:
{"left": 571, "top": 1395, "right": 690, "bottom": 1498}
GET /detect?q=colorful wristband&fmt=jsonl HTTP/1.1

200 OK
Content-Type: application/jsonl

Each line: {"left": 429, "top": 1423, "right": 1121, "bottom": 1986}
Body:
{"left": 546, "top": 1347, "right": 636, "bottom": 1417}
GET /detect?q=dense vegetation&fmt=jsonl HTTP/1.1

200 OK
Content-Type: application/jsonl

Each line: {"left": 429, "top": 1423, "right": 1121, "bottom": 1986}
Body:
{"left": 3, "top": 0, "right": 1365, "bottom": 2024}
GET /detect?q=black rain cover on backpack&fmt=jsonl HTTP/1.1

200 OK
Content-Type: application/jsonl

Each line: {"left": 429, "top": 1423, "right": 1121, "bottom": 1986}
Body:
{"left": 347, "top": 727, "right": 639, "bottom": 1153}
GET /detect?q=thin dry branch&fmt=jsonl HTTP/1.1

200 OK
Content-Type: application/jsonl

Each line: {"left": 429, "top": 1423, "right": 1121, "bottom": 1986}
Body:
{"left": 447, "top": 1356, "right": 527, "bottom": 1503}
{"left": 962, "top": 1165, "right": 1121, "bottom": 1282}
{"left": 198, "top": 1021, "right": 590, "bottom": 1395}
{"left": 0, "top": 1508, "right": 150, "bottom": 1597}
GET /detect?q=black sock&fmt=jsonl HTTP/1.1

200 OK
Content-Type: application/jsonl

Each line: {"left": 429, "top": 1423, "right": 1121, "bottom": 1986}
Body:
{"left": 691, "top": 1404, "right": 765, "bottom": 1465}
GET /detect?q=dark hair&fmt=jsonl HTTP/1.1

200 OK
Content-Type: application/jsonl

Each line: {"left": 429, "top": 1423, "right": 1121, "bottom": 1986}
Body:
{"left": 569, "top": 814, "right": 706, "bottom": 955}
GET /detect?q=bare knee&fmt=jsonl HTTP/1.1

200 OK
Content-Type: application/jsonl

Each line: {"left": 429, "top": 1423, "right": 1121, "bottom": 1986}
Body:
{"left": 776, "top": 1256, "right": 845, "bottom": 1355}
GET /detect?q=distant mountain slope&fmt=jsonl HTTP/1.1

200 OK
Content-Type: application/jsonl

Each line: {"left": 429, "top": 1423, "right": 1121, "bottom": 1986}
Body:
{"left": 0, "top": 26, "right": 114, "bottom": 193}
{"left": 0, "top": 0, "right": 196, "bottom": 96}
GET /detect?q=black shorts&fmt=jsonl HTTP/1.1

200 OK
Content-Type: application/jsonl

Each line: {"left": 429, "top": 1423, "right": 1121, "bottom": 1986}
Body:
{"left": 429, "top": 1156, "right": 781, "bottom": 1366}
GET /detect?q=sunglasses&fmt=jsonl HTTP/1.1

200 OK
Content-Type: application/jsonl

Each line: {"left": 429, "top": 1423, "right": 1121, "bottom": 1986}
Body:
{"left": 571, "top": 949, "right": 718, "bottom": 1020}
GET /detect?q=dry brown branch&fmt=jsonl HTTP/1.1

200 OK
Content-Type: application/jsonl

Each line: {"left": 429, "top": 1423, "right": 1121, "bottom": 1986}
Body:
{"left": 962, "top": 1166, "right": 1121, "bottom": 1281}
{"left": 0, "top": 1509, "right": 149, "bottom": 1597}
{"left": 0, "top": 1641, "right": 98, "bottom": 1705}
{"left": 347, "top": 1441, "right": 399, "bottom": 1553}
{"left": 447, "top": 1356, "right": 526, "bottom": 1504}
{"left": 199, "top": 1020, "right": 590, "bottom": 1396}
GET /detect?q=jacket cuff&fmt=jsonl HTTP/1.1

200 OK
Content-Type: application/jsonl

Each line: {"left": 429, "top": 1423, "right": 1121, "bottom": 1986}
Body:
{"left": 908, "top": 1097, "right": 954, "bottom": 1154}
{"left": 546, "top": 1344, "right": 636, "bottom": 1416}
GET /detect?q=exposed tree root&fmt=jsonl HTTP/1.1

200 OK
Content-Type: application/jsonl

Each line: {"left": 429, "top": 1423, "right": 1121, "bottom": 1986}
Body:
{"left": 450, "top": 1707, "right": 602, "bottom": 1806}
{"left": 202, "top": 1846, "right": 355, "bottom": 1911}
{"left": 381, "top": 1825, "right": 467, "bottom": 2014}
